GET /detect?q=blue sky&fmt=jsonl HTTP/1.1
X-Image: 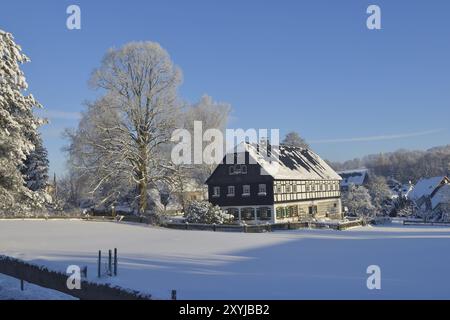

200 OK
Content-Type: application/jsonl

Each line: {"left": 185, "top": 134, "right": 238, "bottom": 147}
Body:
{"left": 1, "top": 0, "right": 449, "bottom": 176}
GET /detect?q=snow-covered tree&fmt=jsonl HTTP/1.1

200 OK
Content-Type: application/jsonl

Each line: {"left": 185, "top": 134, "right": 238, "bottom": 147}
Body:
{"left": 184, "top": 200, "right": 233, "bottom": 224}
{"left": 21, "top": 133, "right": 49, "bottom": 191}
{"left": 182, "top": 95, "right": 231, "bottom": 183}
{"left": 0, "top": 29, "right": 46, "bottom": 214}
{"left": 282, "top": 131, "right": 309, "bottom": 149}
{"left": 366, "top": 174, "right": 393, "bottom": 215}
{"left": 66, "top": 42, "right": 182, "bottom": 214}
{"left": 342, "top": 184, "right": 375, "bottom": 217}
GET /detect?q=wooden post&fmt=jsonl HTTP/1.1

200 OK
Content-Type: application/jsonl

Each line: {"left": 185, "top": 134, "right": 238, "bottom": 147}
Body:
{"left": 171, "top": 290, "right": 177, "bottom": 300}
{"left": 20, "top": 279, "right": 24, "bottom": 291}
{"left": 98, "top": 250, "right": 101, "bottom": 278}
{"left": 114, "top": 248, "right": 117, "bottom": 276}
{"left": 108, "top": 250, "right": 112, "bottom": 276}
{"left": 81, "top": 266, "right": 87, "bottom": 278}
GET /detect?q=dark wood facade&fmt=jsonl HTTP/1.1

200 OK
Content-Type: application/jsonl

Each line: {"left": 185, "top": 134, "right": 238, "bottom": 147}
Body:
{"left": 206, "top": 148, "right": 343, "bottom": 223}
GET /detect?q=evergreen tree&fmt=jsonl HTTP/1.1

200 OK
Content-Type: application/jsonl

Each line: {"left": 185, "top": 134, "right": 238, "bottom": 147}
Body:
{"left": 0, "top": 29, "right": 45, "bottom": 213}
{"left": 21, "top": 133, "right": 49, "bottom": 191}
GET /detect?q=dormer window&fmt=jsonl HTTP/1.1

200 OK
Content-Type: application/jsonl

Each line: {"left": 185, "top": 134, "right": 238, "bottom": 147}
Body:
{"left": 229, "top": 164, "right": 247, "bottom": 175}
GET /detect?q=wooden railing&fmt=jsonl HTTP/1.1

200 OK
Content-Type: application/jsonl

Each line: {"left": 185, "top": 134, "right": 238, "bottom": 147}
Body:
{"left": 0, "top": 255, "right": 151, "bottom": 300}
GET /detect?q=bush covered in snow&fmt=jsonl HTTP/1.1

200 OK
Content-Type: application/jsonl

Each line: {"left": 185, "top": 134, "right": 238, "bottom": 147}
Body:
{"left": 184, "top": 201, "right": 233, "bottom": 224}
{"left": 342, "top": 184, "right": 375, "bottom": 218}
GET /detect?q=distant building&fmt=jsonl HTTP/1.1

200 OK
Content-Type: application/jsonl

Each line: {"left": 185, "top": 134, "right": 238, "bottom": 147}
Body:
{"left": 179, "top": 179, "right": 208, "bottom": 203}
{"left": 206, "top": 142, "right": 342, "bottom": 224}
{"left": 409, "top": 176, "right": 450, "bottom": 210}
{"left": 431, "top": 184, "right": 450, "bottom": 219}
{"left": 337, "top": 169, "right": 370, "bottom": 191}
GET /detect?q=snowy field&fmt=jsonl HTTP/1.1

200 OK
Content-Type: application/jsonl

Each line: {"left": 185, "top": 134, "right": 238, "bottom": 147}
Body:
{"left": 0, "top": 219, "right": 450, "bottom": 299}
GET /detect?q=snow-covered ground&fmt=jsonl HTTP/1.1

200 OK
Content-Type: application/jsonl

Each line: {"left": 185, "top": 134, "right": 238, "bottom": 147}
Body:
{"left": 0, "top": 219, "right": 450, "bottom": 299}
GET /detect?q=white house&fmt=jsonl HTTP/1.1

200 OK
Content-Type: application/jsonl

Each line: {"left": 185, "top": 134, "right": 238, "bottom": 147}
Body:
{"left": 337, "top": 169, "right": 369, "bottom": 191}
{"left": 409, "top": 176, "right": 450, "bottom": 210}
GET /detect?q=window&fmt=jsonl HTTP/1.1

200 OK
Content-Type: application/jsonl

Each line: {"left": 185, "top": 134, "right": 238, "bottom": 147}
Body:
{"left": 227, "top": 186, "right": 235, "bottom": 197}
{"left": 229, "top": 164, "right": 247, "bottom": 175}
{"left": 213, "top": 186, "right": 220, "bottom": 197}
{"left": 308, "top": 205, "right": 318, "bottom": 216}
{"left": 258, "top": 184, "right": 267, "bottom": 195}
{"left": 276, "top": 185, "right": 282, "bottom": 194}
{"left": 242, "top": 185, "right": 250, "bottom": 196}
{"left": 227, "top": 208, "right": 239, "bottom": 220}
{"left": 276, "top": 207, "right": 283, "bottom": 219}
{"left": 286, "top": 185, "right": 292, "bottom": 193}
{"left": 241, "top": 207, "right": 254, "bottom": 220}
{"left": 257, "top": 207, "right": 272, "bottom": 220}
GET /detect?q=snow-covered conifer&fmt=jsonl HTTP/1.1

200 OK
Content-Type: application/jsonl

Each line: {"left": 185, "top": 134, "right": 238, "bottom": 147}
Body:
{"left": 0, "top": 29, "right": 45, "bottom": 213}
{"left": 21, "top": 133, "right": 49, "bottom": 191}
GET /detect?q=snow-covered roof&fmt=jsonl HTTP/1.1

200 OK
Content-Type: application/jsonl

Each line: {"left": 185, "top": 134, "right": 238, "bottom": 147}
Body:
{"left": 337, "top": 169, "right": 369, "bottom": 187}
{"left": 233, "top": 142, "right": 341, "bottom": 180}
{"left": 409, "top": 176, "right": 448, "bottom": 200}
{"left": 431, "top": 184, "right": 450, "bottom": 209}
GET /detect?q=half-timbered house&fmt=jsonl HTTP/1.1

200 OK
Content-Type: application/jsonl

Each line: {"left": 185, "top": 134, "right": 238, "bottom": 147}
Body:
{"left": 205, "top": 142, "right": 342, "bottom": 223}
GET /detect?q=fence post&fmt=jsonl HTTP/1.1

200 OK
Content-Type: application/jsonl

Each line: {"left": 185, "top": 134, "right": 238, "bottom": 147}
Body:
{"left": 20, "top": 279, "right": 24, "bottom": 291}
{"left": 98, "top": 250, "right": 101, "bottom": 278}
{"left": 114, "top": 248, "right": 118, "bottom": 276}
{"left": 108, "top": 250, "right": 112, "bottom": 276}
{"left": 171, "top": 290, "right": 177, "bottom": 300}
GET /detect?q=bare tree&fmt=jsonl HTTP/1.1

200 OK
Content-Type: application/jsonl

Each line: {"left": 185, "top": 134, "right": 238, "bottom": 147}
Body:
{"left": 67, "top": 42, "right": 182, "bottom": 213}
{"left": 183, "top": 95, "right": 231, "bottom": 183}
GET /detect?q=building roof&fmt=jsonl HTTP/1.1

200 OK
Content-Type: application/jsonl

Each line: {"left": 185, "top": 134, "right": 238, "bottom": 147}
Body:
{"left": 337, "top": 169, "right": 369, "bottom": 187}
{"left": 409, "top": 176, "right": 448, "bottom": 200}
{"left": 431, "top": 184, "right": 450, "bottom": 209}
{"left": 228, "top": 142, "right": 341, "bottom": 181}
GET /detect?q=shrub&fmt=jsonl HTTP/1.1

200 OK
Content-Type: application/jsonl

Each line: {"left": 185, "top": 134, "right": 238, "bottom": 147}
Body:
{"left": 184, "top": 201, "right": 233, "bottom": 224}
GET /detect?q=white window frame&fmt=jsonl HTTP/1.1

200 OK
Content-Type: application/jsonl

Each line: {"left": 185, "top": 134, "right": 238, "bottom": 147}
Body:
{"left": 227, "top": 186, "right": 235, "bottom": 197}
{"left": 242, "top": 185, "right": 250, "bottom": 196}
{"left": 258, "top": 184, "right": 267, "bottom": 196}
{"left": 213, "top": 186, "right": 220, "bottom": 197}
